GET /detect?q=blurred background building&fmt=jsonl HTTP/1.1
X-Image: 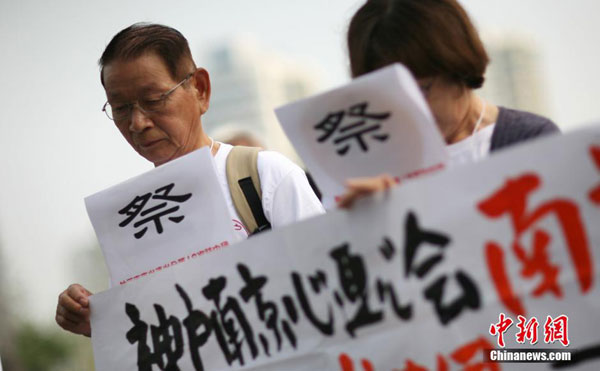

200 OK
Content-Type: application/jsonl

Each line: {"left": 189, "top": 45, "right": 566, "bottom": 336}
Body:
{"left": 480, "top": 34, "right": 549, "bottom": 116}
{"left": 201, "top": 37, "right": 324, "bottom": 163}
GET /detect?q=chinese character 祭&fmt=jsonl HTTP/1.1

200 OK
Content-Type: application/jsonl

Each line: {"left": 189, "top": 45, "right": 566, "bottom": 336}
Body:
{"left": 314, "top": 102, "right": 390, "bottom": 156}
{"left": 119, "top": 183, "right": 192, "bottom": 239}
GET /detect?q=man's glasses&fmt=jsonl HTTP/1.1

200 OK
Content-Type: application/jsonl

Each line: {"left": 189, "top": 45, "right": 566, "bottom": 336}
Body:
{"left": 102, "top": 72, "right": 193, "bottom": 122}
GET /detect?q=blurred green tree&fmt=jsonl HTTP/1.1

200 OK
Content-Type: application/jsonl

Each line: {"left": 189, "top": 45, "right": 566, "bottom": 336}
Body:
{"left": 15, "top": 323, "right": 71, "bottom": 371}
{"left": 14, "top": 322, "right": 94, "bottom": 371}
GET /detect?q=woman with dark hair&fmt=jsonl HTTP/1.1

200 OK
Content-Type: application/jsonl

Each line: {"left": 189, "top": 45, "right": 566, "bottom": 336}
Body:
{"left": 338, "top": 0, "right": 559, "bottom": 207}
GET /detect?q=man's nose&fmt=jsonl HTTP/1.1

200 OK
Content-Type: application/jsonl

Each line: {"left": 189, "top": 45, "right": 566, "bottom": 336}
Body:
{"left": 129, "top": 104, "right": 153, "bottom": 132}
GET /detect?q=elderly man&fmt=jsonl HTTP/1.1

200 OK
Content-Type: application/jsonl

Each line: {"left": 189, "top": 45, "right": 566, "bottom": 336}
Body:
{"left": 56, "top": 23, "right": 324, "bottom": 336}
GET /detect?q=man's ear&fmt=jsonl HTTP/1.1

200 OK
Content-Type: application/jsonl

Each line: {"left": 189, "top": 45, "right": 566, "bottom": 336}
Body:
{"left": 192, "top": 68, "right": 211, "bottom": 114}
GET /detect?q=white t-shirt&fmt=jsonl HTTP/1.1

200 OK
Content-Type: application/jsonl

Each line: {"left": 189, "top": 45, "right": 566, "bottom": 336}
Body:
{"left": 447, "top": 123, "right": 496, "bottom": 167}
{"left": 213, "top": 143, "right": 325, "bottom": 240}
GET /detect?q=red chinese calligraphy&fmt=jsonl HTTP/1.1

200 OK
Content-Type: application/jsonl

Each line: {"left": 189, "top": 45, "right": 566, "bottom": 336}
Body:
{"left": 449, "top": 337, "right": 498, "bottom": 371}
{"left": 402, "top": 359, "right": 428, "bottom": 371}
{"left": 589, "top": 146, "right": 600, "bottom": 204}
{"left": 401, "top": 336, "right": 498, "bottom": 371}
{"left": 489, "top": 313, "right": 513, "bottom": 348}
{"left": 338, "top": 337, "right": 497, "bottom": 370}
{"left": 339, "top": 353, "right": 374, "bottom": 371}
{"left": 515, "top": 315, "right": 539, "bottom": 345}
{"left": 478, "top": 173, "right": 594, "bottom": 316}
{"left": 484, "top": 243, "right": 525, "bottom": 315}
{"left": 544, "top": 315, "right": 569, "bottom": 346}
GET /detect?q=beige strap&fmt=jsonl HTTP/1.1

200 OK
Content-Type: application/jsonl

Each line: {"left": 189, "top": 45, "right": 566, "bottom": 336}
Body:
{"left": 226, "top": 146, "right": 262, "bottom": 233}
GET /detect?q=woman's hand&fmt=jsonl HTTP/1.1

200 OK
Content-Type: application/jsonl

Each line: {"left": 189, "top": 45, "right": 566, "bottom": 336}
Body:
{"left": 337, "top": 174, "right": 397, "bottom": 209}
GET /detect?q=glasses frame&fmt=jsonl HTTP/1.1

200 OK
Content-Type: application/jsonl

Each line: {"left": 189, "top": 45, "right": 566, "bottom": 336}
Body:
{"left": 102, "top": 72, "right": 194, "bottom": 122}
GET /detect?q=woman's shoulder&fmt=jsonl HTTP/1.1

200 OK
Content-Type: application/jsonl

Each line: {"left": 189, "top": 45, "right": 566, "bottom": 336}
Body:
{"left": 491, "top": 106, "right": 560, "bottom": 151}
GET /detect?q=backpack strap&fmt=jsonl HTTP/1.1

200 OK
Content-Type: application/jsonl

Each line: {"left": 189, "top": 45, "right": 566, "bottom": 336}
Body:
{"left": 226, "top": 146, "right": 272, "bottom": 235}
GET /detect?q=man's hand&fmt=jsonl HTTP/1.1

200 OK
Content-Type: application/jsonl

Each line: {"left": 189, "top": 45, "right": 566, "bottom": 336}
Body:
{"left": 55, "top": 284, "right": 93, "bottom": 337}
{"left": 337, "top": 174, "right": 397, "bottom": 209}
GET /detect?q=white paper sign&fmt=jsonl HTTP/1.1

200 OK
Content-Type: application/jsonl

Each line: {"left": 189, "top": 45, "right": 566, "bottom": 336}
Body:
{"left": 275, "top": 63, "right": 448, "bottom": 208}
{"left": 85, "top": 147, "right": 236, "bottom": 287}
{"left": 91, "top": 125, "right": 600, "bottom": 370}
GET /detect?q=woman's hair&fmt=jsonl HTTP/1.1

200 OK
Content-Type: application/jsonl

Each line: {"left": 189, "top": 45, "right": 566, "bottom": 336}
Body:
{"left": 347, "top": 0, "right": 489, "bottom": 89}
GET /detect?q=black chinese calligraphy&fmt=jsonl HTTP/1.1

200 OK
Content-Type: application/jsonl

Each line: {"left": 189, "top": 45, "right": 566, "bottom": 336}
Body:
{"left": 122, "top": 211, "right": 482, "bottom": 370}
{"left": 238, "top": 264, "right": 298, "bottom": 354}
{"left": 376, "top": 238, "right": 413, "bottom": 321}
{"left": 201, "top": 276, "right": 259, "bottom": 366}
{"left": 292, "top": 239, "right": 412, "bottom": 339}
{"left": 330, "top": 244, "right": 383, "bottom": 336}
{"left": 126, "top": 274, "right": 300, "bottom": 370}
{"left": 175, "top": 285, "right": 213, "bottom": 371}
{"left": 119, "top": 183, "right": 192, "bottom": 239}
{"left": 314, "top": 102, "right": 390, "bottom": 156}
{"left": 125, "top": 303, "right": 156, "bottom": 371}
{"left": 125, "top": 302, "right": 184, "bottom": 370}
{"left": 403, "top": 211, "right": 481, "bottom": 325}
{"left": 291, "top": 270, "right": 335, "bottom": 336}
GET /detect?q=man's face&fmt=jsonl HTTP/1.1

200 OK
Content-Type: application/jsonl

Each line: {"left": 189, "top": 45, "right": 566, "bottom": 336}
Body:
{"left": 102, "top": 53, "right": 209, "bottom": 166}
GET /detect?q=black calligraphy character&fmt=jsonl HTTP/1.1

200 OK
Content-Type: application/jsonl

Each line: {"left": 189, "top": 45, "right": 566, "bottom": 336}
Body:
{"left": 125, "top": 303, "right": 157, "bottom": 371}
{"left": 150, "top": 304, "right": 184, "bottom": 370}
{"left": 175, "top": 284, "right": 213, "bottom": 371}
{"left": 202, "top": 276, "right": 258, "bottom": 366}
{"left": 280, "top": 294, "right": 299, "bottom": 348}
{"left": 152, "top": 183, "right": 192, "bottom": 203}
{"left": 119, "top": 193, "right": 152, "bottom": 238}
{"left": 423, "top": 271, "right": 480, "bottom": 325}
{"left": 404, "top": 212, "right": 450, "bottom": 278}
{"left": 281, "top": 295, "right": 299, "bottom": 325}
{"left": 376, "top": 238, "right": 413, "bottom": 320}
{"left": 314, "top": 110, "right": 344, "bottom": 142}
{"left": 291, "top": 270, "right": 334, "bottom": 336}
{"left": 314, "top": 102, "right": 390, "bottom": 156}
{"left": 379, "top": 237, "right": 396, "bottom": 260}
{"left": 403, "top": 211, "right": 481, "bottom": 325}
{"left": 238, "top": 264, "right": 297, "bottom": 355}
{"left": 330, "top": 243, "right": 383, "bottom": 337}
{"left": 118, "top": 183, "right": 192, "bottom": 239}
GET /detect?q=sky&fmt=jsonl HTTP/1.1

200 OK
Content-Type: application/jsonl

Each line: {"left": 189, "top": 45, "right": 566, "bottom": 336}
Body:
{"left": 0, "top": 0, "right": 599, "bottom": 325}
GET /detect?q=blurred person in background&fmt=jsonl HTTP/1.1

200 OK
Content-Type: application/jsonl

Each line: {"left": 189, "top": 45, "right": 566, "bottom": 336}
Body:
{"left": 338, "top": 0, "right": 559, "bottom": 208}
{"left": 211, "top": 123, "right": 266, "bottom": 148}
{"left": 213, "top": 124, "right": 323, "bottom": 200}
{"left": 55, "top": 23, "right": 323, "bottom": 338}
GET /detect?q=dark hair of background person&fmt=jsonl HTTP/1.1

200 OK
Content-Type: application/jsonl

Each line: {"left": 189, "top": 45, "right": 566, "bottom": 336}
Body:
{"left": 98, "top": 22, "right": 196, "bottom": 85}
{"left": 347, "top": 0, "right": 489, "bottom": 89}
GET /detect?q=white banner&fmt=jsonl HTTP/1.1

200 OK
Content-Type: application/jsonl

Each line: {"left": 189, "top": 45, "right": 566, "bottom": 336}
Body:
{"left": 91, "top": 126, "right": 600, "bottom": 370}
{"left": 275, "top": 64, "right": 448, "bottom": 208}
{"left": 85, "top": 147, "right": 236, "bottom": 286}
